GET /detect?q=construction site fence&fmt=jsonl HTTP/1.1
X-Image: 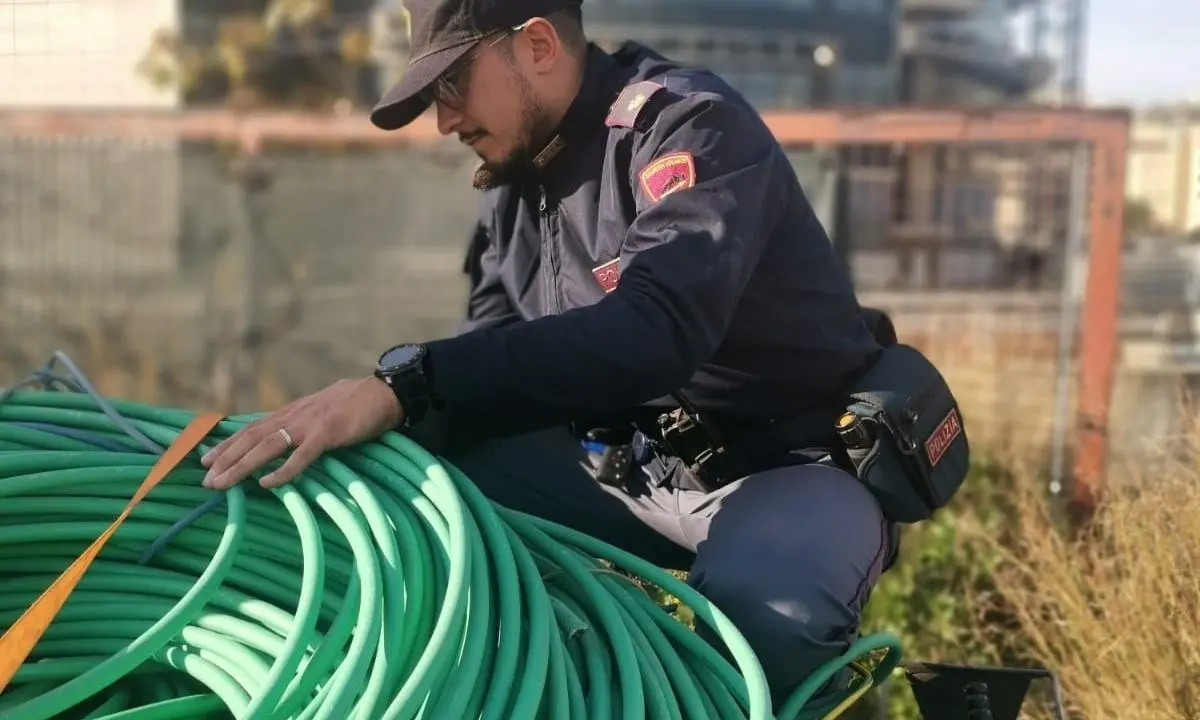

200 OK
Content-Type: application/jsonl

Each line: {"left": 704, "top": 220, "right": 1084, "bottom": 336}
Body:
{"left": 0, "top": 106, "right": 1143, "bottom": 508}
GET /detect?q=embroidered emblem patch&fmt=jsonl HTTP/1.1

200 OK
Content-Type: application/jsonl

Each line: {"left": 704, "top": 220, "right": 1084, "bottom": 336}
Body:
{"left": 924, "top": 408, "right": 963, "bottom": 467}
{"left": 605, "top": 81, "right": 665, "bottom": 128}
{"left": 591, "top": 259, "right": 620, "bottom": 293}
{"left": 638, "top": 152, "right": 696, "bottom": 203}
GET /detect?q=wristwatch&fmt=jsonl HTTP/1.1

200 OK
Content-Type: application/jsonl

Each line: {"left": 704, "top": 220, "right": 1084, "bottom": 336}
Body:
{"left": 374, "top": 343, "right": 436, "bottom": 426}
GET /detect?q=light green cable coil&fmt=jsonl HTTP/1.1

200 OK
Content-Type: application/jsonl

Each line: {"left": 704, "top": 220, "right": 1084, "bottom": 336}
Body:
{"left": 0, "top": 389, "right": 901, "bottom": 720}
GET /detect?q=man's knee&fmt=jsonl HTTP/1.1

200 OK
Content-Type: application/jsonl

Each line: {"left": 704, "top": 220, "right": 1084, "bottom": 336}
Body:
{"left": 685, "top": 465, "right": 891, "bottom": 702}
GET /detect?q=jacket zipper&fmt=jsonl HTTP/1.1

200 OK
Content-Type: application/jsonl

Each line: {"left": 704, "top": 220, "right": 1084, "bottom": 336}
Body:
{"left": 539, "top": 186, "right": 562, "bottom": 314}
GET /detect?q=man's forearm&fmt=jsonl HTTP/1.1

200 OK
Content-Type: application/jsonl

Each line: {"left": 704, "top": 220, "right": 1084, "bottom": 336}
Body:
{"left": 423, "top": 288, "right": 701, "bottom": 443}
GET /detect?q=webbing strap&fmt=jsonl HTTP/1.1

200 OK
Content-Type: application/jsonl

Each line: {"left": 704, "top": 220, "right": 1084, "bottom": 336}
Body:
{"left": 0, "top": 412, "right": 223, "bottom": 693}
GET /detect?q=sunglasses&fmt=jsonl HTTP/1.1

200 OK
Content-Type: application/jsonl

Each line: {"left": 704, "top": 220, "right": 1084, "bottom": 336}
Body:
{"left": 420, "top": 21, "right": 531, "bottom": 109}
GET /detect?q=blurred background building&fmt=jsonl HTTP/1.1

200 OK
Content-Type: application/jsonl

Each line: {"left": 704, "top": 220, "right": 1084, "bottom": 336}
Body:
{"left": 378, "top": 0, "right": 1082, "bottom": 290}
{"left": 370, "top": 0, "right": 1064, "bottom": 110}
{"left": 1125, "top": 104, "right": 1200, "bottom": 237}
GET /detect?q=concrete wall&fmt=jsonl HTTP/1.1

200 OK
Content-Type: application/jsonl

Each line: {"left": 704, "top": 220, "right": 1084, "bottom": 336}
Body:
{"left": 0, "top": 0, "right": 180, "bottom": 109}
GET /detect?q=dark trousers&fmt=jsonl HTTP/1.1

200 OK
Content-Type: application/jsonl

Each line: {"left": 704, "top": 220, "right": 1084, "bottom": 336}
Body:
{"left": 445, "top": 426, "right": 893, "bottom": 705}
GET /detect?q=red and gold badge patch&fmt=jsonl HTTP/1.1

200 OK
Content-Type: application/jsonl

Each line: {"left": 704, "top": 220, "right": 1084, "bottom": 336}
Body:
{"left": 591, "top": 258, "right": 620, "bottom": 293}
{"left": 638, "top": 151, "right": 696, "bottom": 204}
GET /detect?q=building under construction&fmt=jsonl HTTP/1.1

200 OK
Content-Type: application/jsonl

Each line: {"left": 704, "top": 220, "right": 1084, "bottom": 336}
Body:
{"left": 372, "top": 0, "right": 1086, "bottom": 291}
{"left": 370, "top": 0, "right": 1065, "bottom": 109}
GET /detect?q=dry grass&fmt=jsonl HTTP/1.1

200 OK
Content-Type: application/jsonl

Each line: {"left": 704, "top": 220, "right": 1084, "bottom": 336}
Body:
{"left": 958, "top": 437, "right": 1200, "bottom": 720}
{"left": 865, "top": 332, "right": 1200, "bottom": 720}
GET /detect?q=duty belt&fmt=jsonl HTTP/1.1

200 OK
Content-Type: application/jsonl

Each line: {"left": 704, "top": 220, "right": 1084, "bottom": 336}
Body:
{"left": 654, "top": 396, "right": 847, "bottom": 493}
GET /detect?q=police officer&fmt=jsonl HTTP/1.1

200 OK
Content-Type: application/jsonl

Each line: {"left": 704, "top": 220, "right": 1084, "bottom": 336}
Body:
{"left": 201, "top": 0, "right": 895, "bottom": 706}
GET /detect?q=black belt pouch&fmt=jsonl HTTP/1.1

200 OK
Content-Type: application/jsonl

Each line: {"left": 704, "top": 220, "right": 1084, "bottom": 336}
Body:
{"left": 842, "top": 344, "right": 971, "bottom": 523}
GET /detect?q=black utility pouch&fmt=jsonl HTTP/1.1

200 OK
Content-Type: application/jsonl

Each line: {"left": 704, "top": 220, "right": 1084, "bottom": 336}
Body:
{"left": 840, "top": 344, "right": 970, "bottom": 523}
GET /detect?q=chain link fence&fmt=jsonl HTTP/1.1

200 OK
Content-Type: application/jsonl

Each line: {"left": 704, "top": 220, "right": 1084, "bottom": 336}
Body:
{"left": 0, "top": 124, "right": 833, "bottom": 395}
{"left": 0, "top": 105, "right": 1135, "bottom": 503}
{"left": 1110, "top": 239, "right": 1200, "bottom": 469}
{"left": 0, "top": 130, "right": 475, "bottom": 411}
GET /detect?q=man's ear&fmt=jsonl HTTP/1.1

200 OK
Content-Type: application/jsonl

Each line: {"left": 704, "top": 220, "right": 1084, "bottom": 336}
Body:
{"left": 521, "top": 17, "right": 562, "bottom": 72}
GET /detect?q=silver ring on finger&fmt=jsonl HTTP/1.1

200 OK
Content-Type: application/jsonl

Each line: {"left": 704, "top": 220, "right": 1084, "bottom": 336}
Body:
{"left": 277, "top": 427, "right": 295, "bottom": 450}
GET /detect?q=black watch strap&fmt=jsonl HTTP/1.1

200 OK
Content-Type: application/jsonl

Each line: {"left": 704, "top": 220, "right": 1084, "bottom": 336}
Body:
{"left": 375, "top": 344, "right": 436, "bottom": 426}
{"left": 397, "top": 389, "right": 431, "bottom": 426}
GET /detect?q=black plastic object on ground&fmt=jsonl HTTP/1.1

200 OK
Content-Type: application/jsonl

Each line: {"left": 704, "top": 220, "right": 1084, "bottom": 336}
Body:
{"left": 904, "top": 661, "right": 1067, "bottom": 720}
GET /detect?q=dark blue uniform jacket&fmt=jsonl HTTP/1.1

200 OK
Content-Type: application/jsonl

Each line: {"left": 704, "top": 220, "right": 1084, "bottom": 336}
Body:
{"left": 420, "top": 41, "right": 882, "bottom": 454}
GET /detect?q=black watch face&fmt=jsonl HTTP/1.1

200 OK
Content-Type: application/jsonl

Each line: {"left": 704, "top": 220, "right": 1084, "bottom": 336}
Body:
{"left": 379, "top": 344, "right": 423, "bottom": 372}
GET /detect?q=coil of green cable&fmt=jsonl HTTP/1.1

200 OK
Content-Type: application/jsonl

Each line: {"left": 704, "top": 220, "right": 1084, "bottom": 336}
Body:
{"left": 0, "top": 387, "right": 900, "bottom": 720}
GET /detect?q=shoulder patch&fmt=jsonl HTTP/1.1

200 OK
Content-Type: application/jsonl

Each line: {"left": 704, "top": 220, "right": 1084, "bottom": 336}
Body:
{"left": 605, "top": 81, "right": 665, "bottom": 129}
{"left": 638, "top": 151, "right": 696, "bottom": 204}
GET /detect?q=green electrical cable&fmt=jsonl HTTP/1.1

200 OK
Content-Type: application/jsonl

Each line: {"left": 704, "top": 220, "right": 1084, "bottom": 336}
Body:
{"left": 0, "top": 389, "right": 902, "bottom": 720}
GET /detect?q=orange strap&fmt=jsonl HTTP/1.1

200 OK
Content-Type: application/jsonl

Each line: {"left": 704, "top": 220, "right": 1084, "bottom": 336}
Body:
{"left": 0, "top": 412, "right": 224, "bottom": 693}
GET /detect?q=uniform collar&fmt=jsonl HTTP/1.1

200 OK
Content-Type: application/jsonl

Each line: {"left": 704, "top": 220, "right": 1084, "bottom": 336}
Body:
{"left": 529, "top": 44, "right": 621, "bottom": 173}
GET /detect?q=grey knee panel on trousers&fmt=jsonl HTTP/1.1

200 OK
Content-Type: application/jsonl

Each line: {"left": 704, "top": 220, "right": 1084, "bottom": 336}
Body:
{"left": 444, "top": 427, "right": 892, "bottom": 704}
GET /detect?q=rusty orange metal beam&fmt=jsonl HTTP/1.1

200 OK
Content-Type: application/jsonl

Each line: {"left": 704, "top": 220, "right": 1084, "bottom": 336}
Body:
{"left": 1071, "top": 115, "right": 1129, "bottom": 517}
{"left": 0, "top": 109, "right": 440, "bottom": 144}
{"left": 0, "top": 105, "right": 1131, "bottom": 145}
{"left": 761, "top": 106, "right": 1130, "bottom": 145}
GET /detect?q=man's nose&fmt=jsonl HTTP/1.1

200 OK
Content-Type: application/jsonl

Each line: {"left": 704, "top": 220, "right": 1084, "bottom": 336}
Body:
{"left": 436, "top": 102, "right": 462, "bottom": 136}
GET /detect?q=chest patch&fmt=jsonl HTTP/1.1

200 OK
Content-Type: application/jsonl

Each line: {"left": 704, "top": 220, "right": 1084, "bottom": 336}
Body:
{"left": 639, "top": 151, "right": 696, "bottom": 204}
{"left": 591, "top": 258, "right": 621, "bottom": 293}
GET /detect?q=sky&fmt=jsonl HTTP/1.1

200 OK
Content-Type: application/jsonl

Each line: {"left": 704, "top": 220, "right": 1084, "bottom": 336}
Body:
{"left": 1084, "top": 0, "right": 1200, "bottom": 105}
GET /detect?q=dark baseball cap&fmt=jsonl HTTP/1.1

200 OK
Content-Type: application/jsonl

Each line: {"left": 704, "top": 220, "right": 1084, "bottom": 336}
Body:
{"left": 370, "top": 0, "right": 584, "bottom": 131}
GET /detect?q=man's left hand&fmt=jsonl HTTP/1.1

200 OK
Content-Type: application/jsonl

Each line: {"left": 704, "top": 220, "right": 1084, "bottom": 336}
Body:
{"left": 200, "top": 376, "right": 404, "bottom": 490}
